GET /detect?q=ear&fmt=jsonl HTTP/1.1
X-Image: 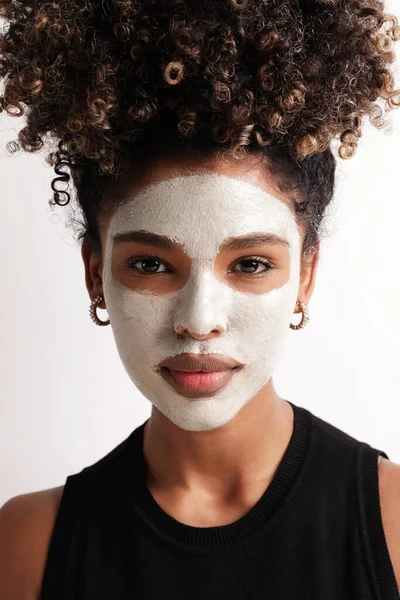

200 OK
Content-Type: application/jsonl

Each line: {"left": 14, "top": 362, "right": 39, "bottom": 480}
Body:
{"left": 81, "top": 235, "right": 106, "bottom": 310}
{"left": 296, "top": 239, "right": 320, "bottom": 312}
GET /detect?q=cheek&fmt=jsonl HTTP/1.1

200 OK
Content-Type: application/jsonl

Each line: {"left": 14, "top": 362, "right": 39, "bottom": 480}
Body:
{"left": 109, "top": 284, "right": 178, "bottom": 337}
{"left": 223, "top": 284, "right": 297, "bottom": 363}
{"left": 229, "top": 283, "right": 293, "bottom": 328}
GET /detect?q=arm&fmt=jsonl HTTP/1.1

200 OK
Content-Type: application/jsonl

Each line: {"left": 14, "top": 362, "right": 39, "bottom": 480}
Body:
{"left": 0, "top": 487, "right": 64, "bottom": 600}
{"left": 378, "top": 457, "right": 400, "bottom": 595}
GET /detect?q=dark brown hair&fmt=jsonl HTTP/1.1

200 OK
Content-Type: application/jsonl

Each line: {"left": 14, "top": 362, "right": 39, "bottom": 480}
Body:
{"left": 0, "top": 0, "right": 399, "bottom": 258}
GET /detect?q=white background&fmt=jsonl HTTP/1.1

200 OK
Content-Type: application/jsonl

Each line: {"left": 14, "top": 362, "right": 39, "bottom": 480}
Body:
{"left": 1, "top": 10, "right": 399, "bottom": 506}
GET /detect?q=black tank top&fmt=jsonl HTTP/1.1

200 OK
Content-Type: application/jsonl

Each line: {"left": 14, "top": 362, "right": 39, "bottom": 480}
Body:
{"left": 39, "top": 401, "right": 399, "bottom": 600}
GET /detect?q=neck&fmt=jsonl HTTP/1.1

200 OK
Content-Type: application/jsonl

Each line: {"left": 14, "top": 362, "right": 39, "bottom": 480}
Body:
{"left": 142, "top": 380, "right": 294, "bottom": 504}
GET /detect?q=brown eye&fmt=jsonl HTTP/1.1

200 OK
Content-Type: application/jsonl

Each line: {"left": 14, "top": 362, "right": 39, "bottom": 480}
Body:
{"left": 231, "top": 257, "right": 274, "bottom": 275}
{"left": 127, "top": 257, "right": 170, "bottom": 274}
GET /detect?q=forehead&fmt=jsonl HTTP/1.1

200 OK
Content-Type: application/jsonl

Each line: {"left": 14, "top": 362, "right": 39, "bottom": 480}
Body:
{"left": 105, "top": 173, "right": 300, "bottom": 260}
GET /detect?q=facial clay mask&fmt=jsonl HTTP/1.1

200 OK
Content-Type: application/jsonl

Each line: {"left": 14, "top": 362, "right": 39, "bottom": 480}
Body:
{"left": 102, "top": 173, "right": 301, "bottom": 431}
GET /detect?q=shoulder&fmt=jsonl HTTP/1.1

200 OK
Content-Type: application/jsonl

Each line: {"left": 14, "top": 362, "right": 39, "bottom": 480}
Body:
{"left": 378, "top": 457, "right": 400, "bottom": 594}
{"left": 0, "top": 485, "right": 64, "bottom": 600}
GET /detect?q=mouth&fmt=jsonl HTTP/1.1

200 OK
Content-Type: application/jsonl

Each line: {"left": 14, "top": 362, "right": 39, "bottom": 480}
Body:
{"left": 160, "top": 366, "right": 241, "bottom": 397}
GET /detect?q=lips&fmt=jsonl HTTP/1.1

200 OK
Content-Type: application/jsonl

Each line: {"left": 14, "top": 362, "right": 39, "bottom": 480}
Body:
{"left": 159, "top": 353, "right": 242, "bottom": 373}
{"left": 158, "top": 353, "right": 244, "bottom": 398}
{"left": 160, "top": 365, "right": 241, "bottom": 397}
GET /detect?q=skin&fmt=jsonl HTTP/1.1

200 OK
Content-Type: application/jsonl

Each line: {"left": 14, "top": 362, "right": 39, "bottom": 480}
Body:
{"left": 101, "top": 171, "right": 303, "bottom": 432}
{"left": 82, "top": 152, "right": 319, "bottom": 524}
{"left": 1, "top": 153, "right": 400, "bottom": 600}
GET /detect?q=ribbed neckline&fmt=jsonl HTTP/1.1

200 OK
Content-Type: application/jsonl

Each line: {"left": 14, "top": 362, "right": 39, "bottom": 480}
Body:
{"left": 128, "top": 400, "right": 313, "bottom": 554}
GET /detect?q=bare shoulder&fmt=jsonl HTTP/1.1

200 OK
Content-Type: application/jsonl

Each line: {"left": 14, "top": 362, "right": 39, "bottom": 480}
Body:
{"left": 378, "top": 457, "right": 400, "bottom": 595}
{"left": 0, "top": 485, "right": 64, "bottom": 600}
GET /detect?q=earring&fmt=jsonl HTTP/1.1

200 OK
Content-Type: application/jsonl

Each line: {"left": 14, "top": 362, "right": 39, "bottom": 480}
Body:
{"left": 89, "top": 295, "right": 110, "bottom": 326}
{"left": 290, "top": 300, "right": 309, "bottom": 330}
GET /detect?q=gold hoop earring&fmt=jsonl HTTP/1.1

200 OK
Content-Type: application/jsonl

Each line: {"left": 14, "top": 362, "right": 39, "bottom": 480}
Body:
{"left": 290, "top": 300, "right": 309, "bottom": 330}
{"left": 89, "top": 295, "right": 110, "bottom": 326}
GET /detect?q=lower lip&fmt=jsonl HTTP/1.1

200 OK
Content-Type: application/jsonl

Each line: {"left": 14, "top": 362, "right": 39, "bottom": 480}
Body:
{"left": 161, "top": 367, "right": 239, "bottom": 393}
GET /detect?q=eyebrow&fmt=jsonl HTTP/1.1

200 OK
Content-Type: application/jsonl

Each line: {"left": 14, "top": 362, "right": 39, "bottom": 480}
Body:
{"left": 112, "top": 230, "right": 290, "bottom": 251}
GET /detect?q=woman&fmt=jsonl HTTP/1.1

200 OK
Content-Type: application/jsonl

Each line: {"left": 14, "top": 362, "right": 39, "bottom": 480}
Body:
{"left": 0, "top": 0, "right": 400, "bottom": 598}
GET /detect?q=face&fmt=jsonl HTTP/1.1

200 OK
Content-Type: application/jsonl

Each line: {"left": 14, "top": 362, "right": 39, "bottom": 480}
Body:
{"left": 96, "top": 157, "right": 309, "bottom": 432}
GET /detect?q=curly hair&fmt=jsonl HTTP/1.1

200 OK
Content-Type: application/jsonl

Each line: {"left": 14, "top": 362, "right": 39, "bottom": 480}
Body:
{"left": 0, "top": 0, "right": 399, "bottom": 258}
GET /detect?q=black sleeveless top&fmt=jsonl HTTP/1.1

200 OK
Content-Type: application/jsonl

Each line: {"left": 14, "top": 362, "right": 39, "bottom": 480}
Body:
{"left": 39, "top": 401, "right": 399, "bottom": 600}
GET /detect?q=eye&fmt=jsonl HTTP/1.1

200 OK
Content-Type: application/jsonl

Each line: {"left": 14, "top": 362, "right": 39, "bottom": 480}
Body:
{"left": 126, "top": 257, "right": 170, "bottom": 275}
{"left": 125, "top": 255, "right": 274, "bottom": 276}
{"left": 230, "top": 256, "right": 274, "bottom": 276}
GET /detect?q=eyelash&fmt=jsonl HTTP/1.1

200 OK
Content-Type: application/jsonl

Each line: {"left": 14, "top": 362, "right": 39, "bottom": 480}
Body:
{"left": 126, "top": 255, "right": 274, "bottom": 277}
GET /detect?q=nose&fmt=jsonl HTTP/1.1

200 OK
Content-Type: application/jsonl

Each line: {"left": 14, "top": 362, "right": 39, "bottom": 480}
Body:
{"left": 174, "top": 325, "right": 223, "bottom": 341}
{"left": 173, "top": 266, "right": 229, "bottom": 339}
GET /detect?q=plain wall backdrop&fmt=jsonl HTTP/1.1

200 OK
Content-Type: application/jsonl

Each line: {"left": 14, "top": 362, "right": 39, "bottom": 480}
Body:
{"left": 1, "top": 11, "right": 400, "bottom": 506}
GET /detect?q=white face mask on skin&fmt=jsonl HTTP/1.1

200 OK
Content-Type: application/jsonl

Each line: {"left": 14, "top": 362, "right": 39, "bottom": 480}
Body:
{"left": 102, "top": 172, "right": 301, "bottom": 432}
